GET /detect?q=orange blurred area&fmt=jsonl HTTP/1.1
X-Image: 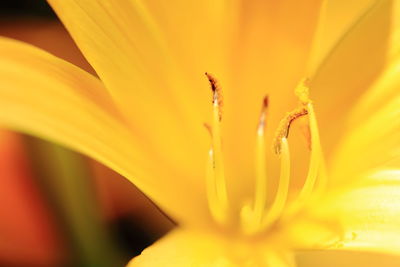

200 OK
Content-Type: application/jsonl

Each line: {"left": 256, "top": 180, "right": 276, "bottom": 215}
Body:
{"left": 0, "top": 130, "right": 64, "bottom": 266}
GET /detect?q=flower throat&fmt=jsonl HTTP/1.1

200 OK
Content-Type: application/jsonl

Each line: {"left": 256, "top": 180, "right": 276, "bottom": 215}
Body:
{"left": 204, "top": 73, "right": 326, "bottom": 235}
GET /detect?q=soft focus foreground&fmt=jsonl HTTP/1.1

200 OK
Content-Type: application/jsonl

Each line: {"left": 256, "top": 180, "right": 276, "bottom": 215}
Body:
{"left": 0, "top": 3, "right": 173, "bottom": 266}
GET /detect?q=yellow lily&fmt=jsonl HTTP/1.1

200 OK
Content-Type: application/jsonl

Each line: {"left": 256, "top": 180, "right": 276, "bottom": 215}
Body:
{"left": 0, "top": 0, "right": 399, "bottom": 266}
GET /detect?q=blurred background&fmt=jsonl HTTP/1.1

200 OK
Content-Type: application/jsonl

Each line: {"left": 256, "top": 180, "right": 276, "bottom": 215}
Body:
{"left": 0, "top": 1, "right": 174, "bottom": 266}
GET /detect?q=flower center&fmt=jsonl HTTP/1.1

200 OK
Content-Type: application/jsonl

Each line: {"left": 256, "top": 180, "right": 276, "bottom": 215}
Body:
{"left": 205, "top": 74, "right": 327, "bottom": 235}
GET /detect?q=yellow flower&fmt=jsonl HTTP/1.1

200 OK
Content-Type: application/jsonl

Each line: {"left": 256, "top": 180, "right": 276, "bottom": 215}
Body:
{"left": 0, "top": 0, "right": 399, "bottom": 266}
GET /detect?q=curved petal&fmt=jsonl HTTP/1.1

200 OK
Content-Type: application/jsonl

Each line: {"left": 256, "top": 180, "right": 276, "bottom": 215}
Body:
{"left": 47, "top": 0, "right": 221, "bottom": 187}
{"left": 303, "top": 170, "right": 400, "bottom": 255}
{"left": 0, "top": 37, "right": 210, "bottom": 226}
{"left": 330, "top": 54, "right": 400, "bottom": 184}
{"left": 289, "top": 43, "right": 400, "bottom": 255}
{"left": 310, "top": 0, "right": 394, "bottom": 156}
{"left": 308, "top": 0, "right": 378, "bottom": 73}
{"left": 128, "top": 229, "right": 294, "bottom": 267}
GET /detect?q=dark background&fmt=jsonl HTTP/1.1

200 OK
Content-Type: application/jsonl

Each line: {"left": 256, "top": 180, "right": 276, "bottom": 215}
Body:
{"left": 0, "top": 1, "right": 55, "bottom": 18}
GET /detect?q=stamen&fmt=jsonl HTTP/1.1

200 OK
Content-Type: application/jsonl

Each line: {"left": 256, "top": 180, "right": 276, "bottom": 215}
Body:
{"left": 262, "top": 137, "right": 291, "bottom": 228}
{"left": 204, "top": 73, "right": 229, "bottom": 224}
{"left": 241, "top": 96, "right": 270, "bottom": 234}
{"left": 273, "top": 78, "right": 311, "bottom": 153}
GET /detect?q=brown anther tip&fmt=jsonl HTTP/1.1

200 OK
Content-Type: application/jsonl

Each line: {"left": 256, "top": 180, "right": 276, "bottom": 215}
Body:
{"left": 285, "top": 108, "right": 308, "bottom": 138}
{"left": 258, "top": 95, "right": 269, "bottom": 131}
{"left": 205, "top": 72, "right": 223, "bottom": 120}
{"left": 273, "top": 107, "right": 309, "bottom": 155}
{"left": 205, "top": 72, "right": 217, "bottom": 92}
{"left": 263, "top": 95, "right": 269, "bottom": 109}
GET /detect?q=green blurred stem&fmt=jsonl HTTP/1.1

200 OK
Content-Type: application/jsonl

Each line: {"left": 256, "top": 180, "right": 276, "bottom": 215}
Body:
{"left": 27, "top": 138, "right": 124, "bottom": 267}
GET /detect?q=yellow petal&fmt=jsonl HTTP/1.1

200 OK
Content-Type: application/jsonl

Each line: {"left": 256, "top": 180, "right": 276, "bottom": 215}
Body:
{"left": 308, "top": 0, "right": 378, "bottom": 72}
{"left": 386, "top": 0, "right": 400, "bottom": 59}
{"left": 0, "top": 37, "right": 210, "bottom": 226}
{"left": 310, "top": 0, "right": 393, "bottom": 155}
{"left": 310, "top": 170, "right": 400, "bottom": 254}
{"left": 330, "top": 54, "right": 400, "bottom": 184}
{"left": 47, "top": 0, "right": 222, "bottom": 188}
{"left": 285, "top": 170, "right": 400, "bottom": 255}
{"left": 128, "top": 229, "right": 294, "bottom": 267}
{"left": 297, "top": 250, "right": 400, "bottom": 267}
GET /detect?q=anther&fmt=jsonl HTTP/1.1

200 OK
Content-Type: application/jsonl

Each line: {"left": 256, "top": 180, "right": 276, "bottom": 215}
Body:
{"left": 258, "top": 95, "right": 269, "bottom": 132}
{"left": 205, "top": 72, "right": 223, "bottom": 121}
{"left": 273, "top": 107, "right": 308, "bottom": 154}
{"left": 205, "top": 72, "right": 218, "bottom": 93}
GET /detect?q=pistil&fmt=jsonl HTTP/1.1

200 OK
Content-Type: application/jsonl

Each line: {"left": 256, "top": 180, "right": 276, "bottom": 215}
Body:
{"left": 284, "top": 80, "right": 327, "bottom": 217}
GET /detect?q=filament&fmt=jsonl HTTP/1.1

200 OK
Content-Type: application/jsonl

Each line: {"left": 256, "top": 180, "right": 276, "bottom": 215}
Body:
{"left": 262, "top": 137, "right": 291, "bottom": 228}
{"left": 297, "top": 103, "right": 320, "bottom": 200}
{"left": 253, "top": 96, "right": 269, "bottom": 225}
{"left": 284, "top": 81, "right": 326, "bottom": 216}
{"left": 240, "top": 97, "right": 271, "bottom": 234}
{"left": 206, "top": 148, "right": 228, "bottom": 224}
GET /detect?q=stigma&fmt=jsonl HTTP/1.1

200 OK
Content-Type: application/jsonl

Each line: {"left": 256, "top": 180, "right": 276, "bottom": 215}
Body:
{"left": 204, "top": 75, "right": 326, "bottom": 235}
